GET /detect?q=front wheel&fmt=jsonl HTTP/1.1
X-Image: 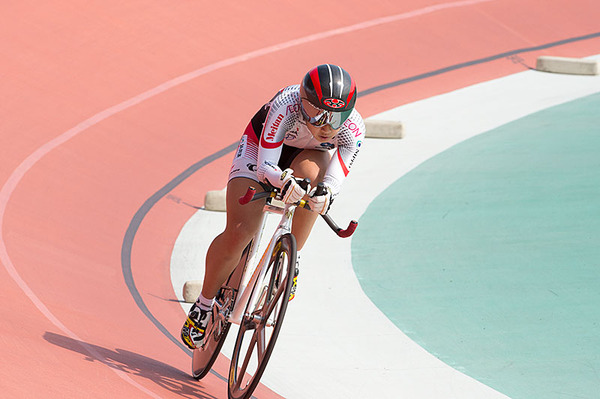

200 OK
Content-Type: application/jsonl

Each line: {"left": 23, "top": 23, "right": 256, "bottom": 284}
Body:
{"left": 228, "top": 233, "right": 296, "bottom": 399}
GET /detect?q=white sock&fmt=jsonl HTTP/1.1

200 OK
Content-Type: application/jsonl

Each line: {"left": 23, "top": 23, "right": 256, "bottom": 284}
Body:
{"left": 196, "top": 293, "right": 214, "bottom": 312}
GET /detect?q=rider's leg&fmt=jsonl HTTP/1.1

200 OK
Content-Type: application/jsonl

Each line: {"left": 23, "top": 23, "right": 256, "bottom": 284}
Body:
{"left": 200, "top": 177, "right": 266, "bottom": 299}
{"left": 288, "top": 149, "right": 331, "bottom": 250}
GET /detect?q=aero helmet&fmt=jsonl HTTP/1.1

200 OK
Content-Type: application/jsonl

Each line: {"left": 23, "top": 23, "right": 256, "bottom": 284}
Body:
{"left": 300, "top": 64, "right": 357, "bottom": 129}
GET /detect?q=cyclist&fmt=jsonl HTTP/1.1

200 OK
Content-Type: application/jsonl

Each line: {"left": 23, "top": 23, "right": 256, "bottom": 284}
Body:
{"left": 181, "top": 64, "right": 365, "bottom": 349}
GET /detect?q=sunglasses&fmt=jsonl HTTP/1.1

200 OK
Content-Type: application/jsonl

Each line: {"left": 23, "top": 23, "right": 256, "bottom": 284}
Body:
{"left": 300, "top": 98, "right": 352, "bottom": 130}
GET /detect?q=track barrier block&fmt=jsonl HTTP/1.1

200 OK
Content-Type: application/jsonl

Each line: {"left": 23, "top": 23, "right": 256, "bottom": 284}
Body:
{"left": 365, "top": 119, "right": 405, "bottom": 139}
{"left": 536, "top": 56, "right": 599, "bottom": 76}
{"left": 183, "top": 280, "right": 203, "bottom": 303}
{"left": 204, "top": 188, "right": 227, "bottom": 212}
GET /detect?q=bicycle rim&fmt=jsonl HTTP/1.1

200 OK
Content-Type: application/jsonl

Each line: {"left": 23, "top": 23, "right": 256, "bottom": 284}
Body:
{"left": 192, "top": 315, "right": 230, "bottom": 380}
{"left": 228, "top": 233, "right": 296, "bottom": 399}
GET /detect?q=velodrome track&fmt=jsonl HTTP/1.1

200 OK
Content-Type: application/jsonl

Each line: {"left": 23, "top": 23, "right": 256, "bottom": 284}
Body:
{"left": 2, "top": 1, "right": 599, "bottom": 398}
{"left": 173, "top": 58, "right": 600, "bottom": 399}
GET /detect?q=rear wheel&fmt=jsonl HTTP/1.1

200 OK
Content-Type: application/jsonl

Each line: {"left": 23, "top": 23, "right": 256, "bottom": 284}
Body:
{"left": 191, "top": 310, "right": 230, "bottom": 380}
{"left": 228, "top": 233, "right": 296, "bottom": 399}
{"left": 191, "top": 242, "right": 251, "bottom": 380}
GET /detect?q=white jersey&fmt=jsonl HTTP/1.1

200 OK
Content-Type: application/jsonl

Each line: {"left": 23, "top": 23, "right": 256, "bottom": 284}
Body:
{"left": 256, "top": 85, "right": 365, "bottom": 196}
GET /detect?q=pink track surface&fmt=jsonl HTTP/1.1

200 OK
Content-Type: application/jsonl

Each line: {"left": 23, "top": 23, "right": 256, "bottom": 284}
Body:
{"left": 1, "top": 1, "right": 599, "bottom": 397}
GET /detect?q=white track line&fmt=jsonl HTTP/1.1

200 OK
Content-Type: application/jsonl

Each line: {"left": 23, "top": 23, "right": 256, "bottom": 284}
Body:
{"left": 171, "top": 57, "right": 600, "bottom": 398}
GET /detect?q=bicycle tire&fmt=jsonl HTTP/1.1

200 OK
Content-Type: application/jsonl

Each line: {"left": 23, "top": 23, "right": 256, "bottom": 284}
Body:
{"left": 191, "top": 312, "right": 231, "bottom": 380}
{"left": 191, "top": 242, "right": 251, "bottom": 380}
{"left": 228, "top": 233, "right": 297, "bottom": 399}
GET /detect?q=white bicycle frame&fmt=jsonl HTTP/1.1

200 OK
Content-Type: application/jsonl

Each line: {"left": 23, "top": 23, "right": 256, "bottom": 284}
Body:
{"left": 228, "top": 199, "right": 295, "bottom": 326}
{"left": 191, "top": 182, "right": 356, "bottom": 385}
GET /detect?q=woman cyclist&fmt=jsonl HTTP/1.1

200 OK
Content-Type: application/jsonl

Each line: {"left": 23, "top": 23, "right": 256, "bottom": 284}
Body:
{"left": 181, "top": 64, "right": 365, "bottom": 349}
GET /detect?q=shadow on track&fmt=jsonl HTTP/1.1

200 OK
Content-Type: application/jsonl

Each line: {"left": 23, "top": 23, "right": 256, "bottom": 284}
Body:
{"left": 43, "top": 332, "right": 217, "bottom": 399}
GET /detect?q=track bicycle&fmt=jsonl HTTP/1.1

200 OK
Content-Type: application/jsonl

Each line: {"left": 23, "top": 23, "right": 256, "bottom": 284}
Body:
{"left": 191, "top": 180, "right": 357, "bottom": 399}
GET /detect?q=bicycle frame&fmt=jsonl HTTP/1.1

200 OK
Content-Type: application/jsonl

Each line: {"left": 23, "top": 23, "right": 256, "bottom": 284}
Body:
{"left": 192, "top": 181, "right": 359, "bottom": 390}
{"left": 228, "top": 198, "right": 295, "bottom": 325}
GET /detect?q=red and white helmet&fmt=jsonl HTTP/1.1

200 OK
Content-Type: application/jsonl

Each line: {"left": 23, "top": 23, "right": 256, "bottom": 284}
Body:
{"left": 300, "top": 64, "right": 357, "bottom": 129}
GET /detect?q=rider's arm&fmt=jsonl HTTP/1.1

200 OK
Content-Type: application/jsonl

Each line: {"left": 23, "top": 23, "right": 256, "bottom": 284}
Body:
{"left": 255, "top": 97, "right": 307, "bottom": 205}
{"left": 322, "top": 110, "right": 366, "bottom": 197}
{"left": 256, "top": 103, "right": 286, "bottom": 188}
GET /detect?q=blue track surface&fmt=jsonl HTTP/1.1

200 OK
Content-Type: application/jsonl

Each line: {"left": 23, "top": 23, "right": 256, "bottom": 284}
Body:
{"left": 353, "top": 93, "right": 600, "bottom": 398}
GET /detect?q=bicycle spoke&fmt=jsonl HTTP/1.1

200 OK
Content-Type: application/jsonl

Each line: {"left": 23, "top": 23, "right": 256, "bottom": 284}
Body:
{"left": 238, "top": 333, "right": 257, "bottom": 382}
{"left": 264, "top": 279, "right": 285, "bottom": 319}
{"left": 256, "top": 325, "right": 266, "bottom": 361}
{"left": 266, "top": 261, "right": 288, "bottom": 316}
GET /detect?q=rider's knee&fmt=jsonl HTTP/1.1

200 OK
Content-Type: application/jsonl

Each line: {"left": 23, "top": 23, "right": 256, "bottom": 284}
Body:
{"left": 222, "top": 224, "right": 256, "bottom": 249}
{"left": 291, "top": 150, "right": 330, "bottom": 182}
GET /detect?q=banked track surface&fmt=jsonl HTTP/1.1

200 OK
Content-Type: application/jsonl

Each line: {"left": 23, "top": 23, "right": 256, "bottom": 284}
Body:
{"left": 2, "top": 1, "right": 600, "bottom": 397}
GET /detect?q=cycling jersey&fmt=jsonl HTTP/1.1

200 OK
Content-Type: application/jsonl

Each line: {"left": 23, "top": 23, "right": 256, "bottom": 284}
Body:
{"left": 229, "top": 84, "right": 365, "bottom": 197}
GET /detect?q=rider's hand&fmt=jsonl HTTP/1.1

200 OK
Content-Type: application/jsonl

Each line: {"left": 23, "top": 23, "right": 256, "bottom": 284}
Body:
{"left": 280, "top": 169, "right": 309, "bottom": 204}
{"left": 308, "top": 184, "right": 333, "bottom": 215}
